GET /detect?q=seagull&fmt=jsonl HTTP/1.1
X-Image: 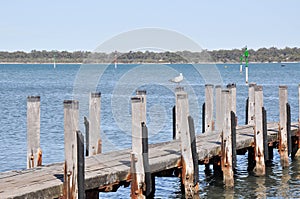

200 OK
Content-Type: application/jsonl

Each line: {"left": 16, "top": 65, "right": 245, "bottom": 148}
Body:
{"left": 169, "top": 73, "right": 183, "bottom": 84}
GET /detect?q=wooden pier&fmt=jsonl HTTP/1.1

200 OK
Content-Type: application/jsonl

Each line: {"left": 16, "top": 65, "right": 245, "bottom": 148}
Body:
{"left": 0, "top": 84, "right": 300, "bottom": 198}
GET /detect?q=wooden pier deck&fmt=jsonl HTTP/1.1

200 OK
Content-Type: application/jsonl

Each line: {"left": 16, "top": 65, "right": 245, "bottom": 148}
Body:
{"left": 0, "top": 122, "right": 298, "bottom": 199}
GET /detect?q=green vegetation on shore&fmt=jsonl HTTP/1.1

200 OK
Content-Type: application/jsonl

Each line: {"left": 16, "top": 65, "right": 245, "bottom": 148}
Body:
{"left": 1, "top": 47, "right": 300, "bottom": 64}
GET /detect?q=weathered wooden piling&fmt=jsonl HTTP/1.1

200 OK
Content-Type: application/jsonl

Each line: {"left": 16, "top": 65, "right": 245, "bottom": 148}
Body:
{"left": 204, "top": 84, "right": 214, "bottom": 133}
{"left": 215, "top": 85, "right": 222, "bottom": 131}
{"left": 221, "top": 89, "right": 234, "bottom": 187}
{"left": 296, "top": 83, "right": 300, "bottom": 158}
{"left": 27, "top": 96, "right": 42, "bottom": 169}
{"left": 227, "top": 83, "right": 236, "bottom": 117}
{"left": 278, "top": 86, "right": 289, "bottom": 167}
{"left": 175, "top": 86, "right": 185, "bottom": 139}
{"left": 177, "top": 91, "right": 199, "bottom": 198}
{"left": 77, "top": 131, "right": 85, "bottom": 199}
{"left": 63, "top": 100, "right": 79, "bottom": 199}
{"left": 262, "top": 107, "right": 270, "bottom": 163}
{"left": 88, "top": 92, "right": 101, "bottom": 156}
{"left": 131, "top": 96, "right": 146, "bottom": 198}
{"left": 247, "top": 83, "right": 256, "bottom": 125}
{"left": 253, "top": 85, "right": 265, "bottom": 176}
{"left": 231, "top": 111, "right": 237, "bottom": 170}
{"left": 141, "top": 122, "right": 154, "bottom": 198}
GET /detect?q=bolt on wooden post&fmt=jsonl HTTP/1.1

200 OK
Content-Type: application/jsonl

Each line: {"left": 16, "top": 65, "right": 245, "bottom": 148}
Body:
{"left": 205, "top": 84, "right": 214, "bottom": 133}
{"left": 131, "top": 96, "right": 146, "bottom": 199}
{"left": 248, "top": 83, "right": 256, "bottom": 125}
{"left": 27, "top": 96, "right": 42, "bottom": 169}
{"left": 221, "top": 89, "right": 234, "bottom": 187}
{"left": 279, "top": 85, "right": 289, "bottom": 167}
{"left": 88, "top": 92, "right": 101, "bottom": 156}
{"left": 253, "top": 85, "right": 266, "bottom": 176}
{"left": 63, "top": 100, "right": 79, "bottom": 199}
{"left": 177, "top": 91, "right": 199, "bottom": 198}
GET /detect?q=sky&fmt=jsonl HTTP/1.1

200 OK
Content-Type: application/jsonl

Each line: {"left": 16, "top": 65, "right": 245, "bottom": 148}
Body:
{"left": 1, "top": 0, "right": 300, "bottom": 52}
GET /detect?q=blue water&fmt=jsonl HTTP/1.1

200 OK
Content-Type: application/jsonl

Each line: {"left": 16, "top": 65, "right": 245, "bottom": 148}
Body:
{"left": 0, "top": 63, "right": 299, "bottom": 198}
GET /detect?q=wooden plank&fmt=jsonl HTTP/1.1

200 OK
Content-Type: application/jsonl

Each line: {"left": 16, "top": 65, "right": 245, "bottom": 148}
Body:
{"left": 27, "top": 96, "right": 42, "bottom": 169}
{"left": 0, "top": 122, "right": 299, "bottom": 198}
{"left": 89, "top": 92, "right": 101, "bottom": 156}
{"left": 253, "top": 85, "right": 265, "bottom": 176}
{"left": 205, "top": 84, "right": 214, "bottom": 133}
{"left": 63, "top": 100, "right": 79, "bottom": 199}
{"left": 279, "top": 85, "right": 289, "bottom": 167}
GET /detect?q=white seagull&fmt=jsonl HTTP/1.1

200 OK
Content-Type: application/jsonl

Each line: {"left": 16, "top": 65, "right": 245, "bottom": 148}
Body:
{"left": 169, "top": 73, "right": 183, "bottom": 84}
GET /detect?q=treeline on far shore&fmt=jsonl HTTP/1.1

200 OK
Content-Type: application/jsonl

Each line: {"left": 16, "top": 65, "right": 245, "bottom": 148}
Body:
{"left": 1, "top": 47, "right": 300, "bottom": 64}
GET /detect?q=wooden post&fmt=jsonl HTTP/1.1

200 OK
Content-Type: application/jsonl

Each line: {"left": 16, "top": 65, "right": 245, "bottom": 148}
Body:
{"left": 221, "top": 89, "right": 234, "bottom": 187}
{"left": 177, "top": 92, "right": 199, "bottom": 198}
{"left": 141, "top": 123, "right": 154, "bottom": 198}
{"left": 286, "top": 103, "right": 291, "bottom": 156}
{"left": 77, "top": 131, "right": 85, "bottom": 199}
{"left": 253, "top": 85, "right": 265, "bottom": 176}
{"left": 188, "top": 116, "right": 199, "bottom": 188}
{"left": 88, "top": 92, "right": 101, "bottom": 156}
{"left": 175, "top": 86, "right": 185, "bottom": 139}
{"left": 227, "top": 83, "right": 237, "bottom": 122}
{"left": 279, "top": 85, "right": 289, "bottom": 168}
{"left": 245, "top": 97, "right": 249, "bottom": 125}
{"left": 172, "top": 106, "right": 176, "bottom": 139}
{"left": 296, "top": 83, "right": 300, "bottom": 158}
{"left": 247, "top": 83, "right": 256, "bottom": 125}
{"left": 215, "top": 85, "right": 222, "bottom": 131}
{"left": 262, "top": 107, "right": 270, "bottom": 164}
{"left": 202, "top": 102, "right": 205, "bottom": 133}
{"left": 84, "top": 116, "right": 89, "bottom": 157}
{"left": 131, "top": 97, "right": 145, "bottom": 198}
{"left": 27, "top": 96, "right": 42, "bottom": 169}
{"left": 63, "top": 100, "right": 79, "bottom": 199}
{"left": 205, "top": 84, "right": 214, "bottom": 133}
{"left": 231, "top": 111, "right": 237, "bottom": 170}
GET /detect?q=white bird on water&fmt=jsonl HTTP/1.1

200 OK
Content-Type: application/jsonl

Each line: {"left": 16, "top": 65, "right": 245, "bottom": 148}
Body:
{"left": 169, "top": 73, "right": 183, "bottom": 84}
